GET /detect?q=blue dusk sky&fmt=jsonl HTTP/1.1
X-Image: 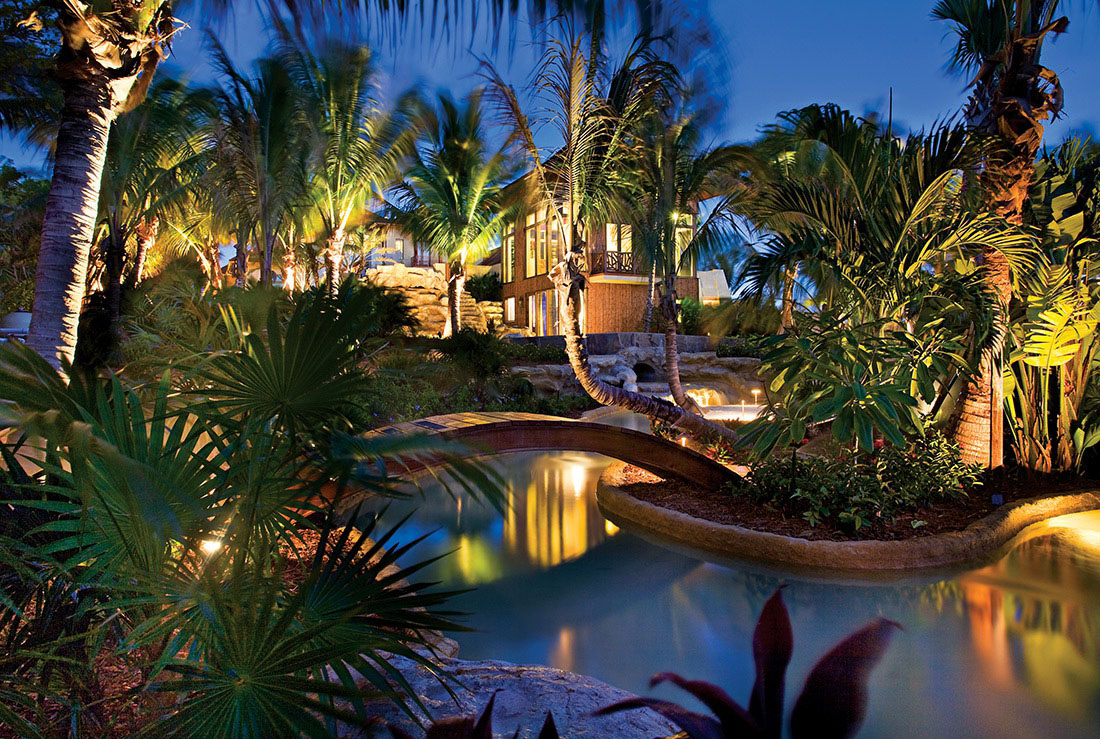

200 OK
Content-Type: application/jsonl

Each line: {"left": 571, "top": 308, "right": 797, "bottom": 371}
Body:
{"left": 3, "top": 0, "right": 1098, "bottom": 172}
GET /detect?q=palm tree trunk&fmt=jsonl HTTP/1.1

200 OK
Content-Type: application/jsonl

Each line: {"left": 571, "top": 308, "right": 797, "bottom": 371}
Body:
{"left": 325, "top": 230, "right": 346, "bottom": 296}
{"left": 952, "top": 249, "right": 1011, "bottom": 468}
{"left": 662, "top": 282, "right": 702, "bottom": 414}
{"left": 234, "top": 240, "right": 247, "bottom": 288}
{"left": 952, "top": 152, "right": 1034, "bottom": 469}
{"left": 552, "top": 248, "right": 735, "bottom": 443}
{"left": 779, "top": 264, "right": 798, "bottom": 334}
{"left": 261, "top": 232, "right": 276, "bottom": 287}
{"left": 28, "top": 76, "right": 117, "bottom": 369}
{"left": 445, "top": 261, "right": 465, "bottom": 337}
{"left": 130, "top": 217, "right": 157, "bottom": 285}
{"left": 283, "top": 243, "right": 298, "bottom": 292}
{"left": 103, "top": 225, "right": 125, "bottom": 326}
{"left": 643, "top": 267, "right": 656, "bottom": 332}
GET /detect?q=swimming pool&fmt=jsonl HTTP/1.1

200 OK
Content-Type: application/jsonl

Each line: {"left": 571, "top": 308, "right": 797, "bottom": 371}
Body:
{"left": 350, "top": 412, "right": 1100, "bottom": 737}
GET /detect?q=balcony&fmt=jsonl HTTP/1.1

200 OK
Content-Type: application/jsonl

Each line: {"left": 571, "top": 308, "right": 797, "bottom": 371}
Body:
{"left": 589, "top": 249, "right": 642, "bottom": 276}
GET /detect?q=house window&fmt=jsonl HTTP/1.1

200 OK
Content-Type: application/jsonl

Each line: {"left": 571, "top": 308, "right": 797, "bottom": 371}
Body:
{"left": 527, "top": 294, "right": 536, "bottom": 330}
{"left": 605, "top": 224, "right": 632, "bottom": 252}
{"left": 526, "top": 229, "right": 536, "bottom": 279}
{"left": 503, "top": 234, "right": 515, "bottom": 283}
{"left": 504, "top": 296, "right": 515, "bottom": 323}
{"left": 536, "top": 222, "right": 547, "bottom": 275}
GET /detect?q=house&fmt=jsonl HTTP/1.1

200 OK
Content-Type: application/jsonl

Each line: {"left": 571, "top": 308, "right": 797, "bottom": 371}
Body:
{"left": 361, "top": 223, "right": 442, "bottom": 270}
{"left": 499, "top": 199, "right": 700, "bottom": 336}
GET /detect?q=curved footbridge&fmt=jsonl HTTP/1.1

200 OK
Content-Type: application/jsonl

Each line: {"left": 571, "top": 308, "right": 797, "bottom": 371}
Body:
{"left": 365, "top": 411, "right": 736, "bottom": 489}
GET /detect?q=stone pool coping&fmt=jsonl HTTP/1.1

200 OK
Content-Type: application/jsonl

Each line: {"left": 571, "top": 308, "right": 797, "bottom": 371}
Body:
{"left": 595, "top": 460, "right": 1100, "bottom": 572}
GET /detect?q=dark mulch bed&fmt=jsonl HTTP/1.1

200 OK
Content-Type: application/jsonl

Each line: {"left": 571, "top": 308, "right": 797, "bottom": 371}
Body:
{"left": 617, "top": 465, "right": 1095, "bottom": 542}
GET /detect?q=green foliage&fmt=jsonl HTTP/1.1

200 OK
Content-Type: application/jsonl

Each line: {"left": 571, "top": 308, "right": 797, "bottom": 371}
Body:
{"left": 0, "top": 278, "right": 32, "bottom": 312}
{"left": 0, "top": 295, "right": 503, "bottom": 735}
{"left": 678, "top": 296, "right": 702, "bottom": 335}
{"left": 736, "top": 310, "right": 965, "bottom": 458}
{"left": 1006, "top": 138, "right": 1100, "bottom": 473}
{"left": 464, "top": 271, "right": 503, "bottom": 302}
{"left": 500, "top": 341, "right": 569, "bottom": 364}
{"left": 702, "top": 297, "right": 782, "bottom": 337}
{"left": 743, "top": 431, "right": 981, "bottom": 531}
{"left": 715, "top": 335, "right": 769, "bottom": 359}
{"left": 438, "top": 328, "right": 509, "bottom": 390}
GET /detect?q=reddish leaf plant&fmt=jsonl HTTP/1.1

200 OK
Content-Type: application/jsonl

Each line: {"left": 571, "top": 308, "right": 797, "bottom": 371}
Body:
{"left": 595, "top": 588, "right": 900, "bottom": 739}
{"left": 387, "top": 692, "right": 559, "bottom": 739}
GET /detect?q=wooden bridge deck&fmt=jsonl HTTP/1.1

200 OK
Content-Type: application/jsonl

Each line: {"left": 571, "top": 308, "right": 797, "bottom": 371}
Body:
{"left": 365, "top": 411, "right": 736, "bottom": 489}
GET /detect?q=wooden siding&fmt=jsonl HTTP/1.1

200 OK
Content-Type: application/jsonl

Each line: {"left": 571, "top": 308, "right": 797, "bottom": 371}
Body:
{"left": 584, "top": 278, "right": 698, "bottom": 334}
{"left": 499, "top": 200, "right": 700, "bottom": 334}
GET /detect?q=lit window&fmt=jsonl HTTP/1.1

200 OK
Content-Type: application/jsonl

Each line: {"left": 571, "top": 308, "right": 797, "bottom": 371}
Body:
{"left": 504, "top": 296, "right": 515, "bottom": 322}
{"left": 526, "top": 230, "right": 536, "bottom": 278}
{"left": 537, "top": 222, "right": 547, "bottom": 275}
{"left": 503, "top": 235, "right": 515, "bottom": 283}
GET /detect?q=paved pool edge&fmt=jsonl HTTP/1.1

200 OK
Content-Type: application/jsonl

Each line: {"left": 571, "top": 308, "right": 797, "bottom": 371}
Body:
{"left": 595, "top": 461, "right": 1100, "bottom": 572}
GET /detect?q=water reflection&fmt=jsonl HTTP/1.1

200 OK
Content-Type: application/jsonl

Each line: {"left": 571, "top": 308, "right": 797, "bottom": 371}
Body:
{"left": 349, "top": 415, "right": 1100, "bottom": 737}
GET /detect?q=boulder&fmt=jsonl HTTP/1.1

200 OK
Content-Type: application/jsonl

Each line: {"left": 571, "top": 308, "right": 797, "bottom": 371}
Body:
{"left": 347, "top": 655, "right": 678, "bottom": 738}
{"left": 362, "top": 267, "right": 497, "bottom": 337}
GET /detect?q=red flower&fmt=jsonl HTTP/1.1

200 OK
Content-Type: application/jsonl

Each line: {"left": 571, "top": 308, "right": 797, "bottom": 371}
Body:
{"left": 800, "top": 437, "right": 810, "bottom": 445}
{"left": 873, "top": 439, "right": 885, "bottom": 450}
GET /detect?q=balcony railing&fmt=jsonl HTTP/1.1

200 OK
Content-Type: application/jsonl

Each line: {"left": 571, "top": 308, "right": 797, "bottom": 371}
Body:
{"left": 589, "top": 249, "right": 642, "bottom": 276}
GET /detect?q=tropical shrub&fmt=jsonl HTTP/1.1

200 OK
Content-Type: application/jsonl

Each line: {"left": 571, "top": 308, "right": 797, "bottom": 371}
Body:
{"left": 715, "top": 335, "right": 769, "bottom": 359}
{"left": 596, "top": 589, "right": 899, "bottom": 738}
{"left": 736, "top": 310, "right": 970, "bottom": 459}
{"left": 438, "top": 328, "right": 510, "bottom": 397}
{"left": 743, "top": 431, "right": 981, "bottom": 531}
{"left": 702, "top": 296, "right": 782, "bottom": 337}
{"left": 1005, "top": 139, "right": 1100, "bottom": 474}
{"left": 500, "top": 341, "right": 569, "bottom": 364}
{"left": 0, "top": 298, "right": 501, "bottom": 737}
{"left": 464, "top": 271, "right": 503, "bottom": 302}
{"left": 679, "top": 296, "right": 703, "bottom": 335}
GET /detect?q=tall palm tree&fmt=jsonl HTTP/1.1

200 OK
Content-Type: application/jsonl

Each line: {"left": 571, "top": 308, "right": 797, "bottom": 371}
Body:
{"left": 932, "top": 0, "right": 1086, "bottom": 467}
{"left": 485, "top": 27, "right": 738, "bottom": 441}
{"left": 626, "top": 113, "right": 752, "bottom": 411}
{"left": 388, "top": 90, "right": 513, "bottom": 336}
{"left": 200, "top": 40, "right": 309, "bottom": 288}
{"left": 25, "top": 0, "right": 176, "bottom": 368}
{"left": 280, "top": 29, "right": 414, "bottom": 297}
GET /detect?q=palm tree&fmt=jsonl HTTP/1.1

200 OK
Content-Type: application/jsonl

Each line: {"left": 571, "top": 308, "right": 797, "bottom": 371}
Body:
{"left": 25, "top": 1, "right": 176, "bottom": 367}
{"left": 280, "top": 29, "right": 415, "bottom": 297}
{"left": 200, "top": 40, "right": 309, "bottom": 288}
{"left": 24, "top": 1, "right": 676, "bottom": 369}
{"left": 96, "top": 76, "right": 208, "bottom": 324}
{"left": 932, "top": 0, "right": 1086, "bottom": 467}
{"left": 484, "top": 26, "right": 739, "bottom": 442}
{"left": 388, "top": 90, "right": 513, "bottom": 336}
{"left": 738, "top": 104, "right": 886, "bottom": 331}
{"left": 625, "top": 113, "right": 752, "bottom": 412}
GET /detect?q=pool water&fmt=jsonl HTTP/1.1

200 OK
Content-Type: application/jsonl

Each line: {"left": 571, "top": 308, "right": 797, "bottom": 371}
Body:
{"left": 351, "top": 413, "right": 1100, "bottom": 738}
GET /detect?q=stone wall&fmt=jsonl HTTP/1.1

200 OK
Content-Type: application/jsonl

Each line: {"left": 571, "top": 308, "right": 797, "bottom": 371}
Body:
{"left": 364, "top": 265, "right": 504, "bottom": 337}
{"left": 514, "top": 347, "right": 762, "bottom": 401}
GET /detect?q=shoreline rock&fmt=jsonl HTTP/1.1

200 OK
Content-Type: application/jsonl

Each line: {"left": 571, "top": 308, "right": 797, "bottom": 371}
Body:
{"left": 351, "top": 655, "right": 678, "bottom": 738}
